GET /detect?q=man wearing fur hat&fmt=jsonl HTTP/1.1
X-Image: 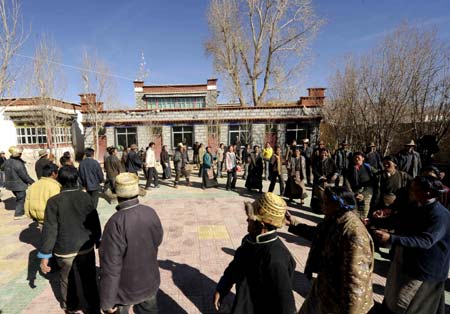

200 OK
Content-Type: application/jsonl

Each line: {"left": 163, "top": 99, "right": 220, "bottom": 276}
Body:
{"left": 3, "top": 146, "right": 34, "bottom": 219}
{"left": 100, "top": 173, "right": 163, "bottom": 314}
{"left": 35, "top": 149, "right": 52, "bottom": 179}
{"left": 213, "top": 192, "right": 296, "bottom": 314}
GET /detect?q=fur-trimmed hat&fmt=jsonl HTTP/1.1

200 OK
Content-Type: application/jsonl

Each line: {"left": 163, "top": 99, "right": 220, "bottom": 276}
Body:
{"left": 245, "top": 192, "right": 287, "bottom": 228}
{"left": 115, "top": 173, "right": 140, "bottom": 198}
{"left": 405, "top": 140, "right": 416, "bottom": 146}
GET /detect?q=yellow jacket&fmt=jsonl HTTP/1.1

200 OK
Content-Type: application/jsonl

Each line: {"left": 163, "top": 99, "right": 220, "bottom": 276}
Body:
{"left": 262, "top": 147, "right": 273, "bottom": 160}
{"left": 25, "top": 177, "right": 61, "bottom": 224}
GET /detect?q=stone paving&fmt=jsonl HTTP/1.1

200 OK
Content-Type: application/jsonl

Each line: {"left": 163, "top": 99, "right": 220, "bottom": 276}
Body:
{"left": 0, "top": 170, "right": 449, "bottom": 313}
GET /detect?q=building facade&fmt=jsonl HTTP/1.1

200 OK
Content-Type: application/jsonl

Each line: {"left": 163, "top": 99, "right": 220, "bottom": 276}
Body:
{"left": 0, "top": 98, "right": 83, "bottom": 163}
{"left": 83, "top": 79, "right": 325, "bottom": 159}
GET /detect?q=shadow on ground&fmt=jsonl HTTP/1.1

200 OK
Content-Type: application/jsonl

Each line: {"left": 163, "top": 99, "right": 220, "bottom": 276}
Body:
{"left": 159, "top": 259, "right": 234, "bottom": 313}
{"left": 157, "top": 289, "right": 187, "bottom": 314}
{"left": 19, "top": 222, "right": 62, "bottom": 303}
{"left": 1, "top": 196, "right": 16, "bottom": 210}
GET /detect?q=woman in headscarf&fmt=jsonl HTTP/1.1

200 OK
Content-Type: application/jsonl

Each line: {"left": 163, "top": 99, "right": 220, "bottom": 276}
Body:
{"left": 287, "top": 186, "right": 374, "bottom": 314}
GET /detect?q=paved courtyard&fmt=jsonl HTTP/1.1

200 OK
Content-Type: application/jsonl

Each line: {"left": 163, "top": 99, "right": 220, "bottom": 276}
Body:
{"left": 0, "top": 170, "right": 449, "bottom": 313}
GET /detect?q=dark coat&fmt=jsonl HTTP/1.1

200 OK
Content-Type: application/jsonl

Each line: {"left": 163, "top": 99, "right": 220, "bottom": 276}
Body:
{"left": 126, "top": 150, "right": 143, "bottom": 172}
{"left": 35, "top": 157, "right": 52, "bottom": 180}
{"left": 78, "top": 158, "right": 104, "bottom": 191}
{"left": 396, "top": 149, "right": 422, "bottom": 178}
{"left": 245, "top": 153, "right": 263, "bottom": 190}
{"left": 365, "top": 151, "right": 382, "bottom": 170}
{"left": 104, "top": 155, "right": 123, "bottom": 180}
{"left": 312, "top": 157, "right": 337, "bottom": 183}
{"left": 160, "top": 150, "right": 169, "bottom": 168}
{"left": 390, "top": 200, "right": 450, "bottom": 282}
{"left": 334, "top": 149, "right": 352, "bottom": 173}
{"left": 99, "top": 198, "right": 163, "bottom": 310}
{"left": 39, "top": 188, "right": 101, "bottom": 257}
{"left": 216, "top": 232, "right": 296, "bottom": 314}
{"left": 3, "top": 157, "right": 34, "bottom": 191}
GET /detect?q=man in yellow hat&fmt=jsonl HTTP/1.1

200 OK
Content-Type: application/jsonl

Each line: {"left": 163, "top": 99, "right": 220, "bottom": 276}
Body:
{"left": 213, "top": 192, "right": 296, "bottom": 313}
{"left": 100, "top": 172, "right": 163, "bottom": 314}
{"left": 3, "top": 146, "right": 34, "bottom": 219}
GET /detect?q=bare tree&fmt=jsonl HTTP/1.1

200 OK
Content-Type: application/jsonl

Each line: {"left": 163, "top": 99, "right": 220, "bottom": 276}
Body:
{"left": 324, "top": 24, "right": 450, "bottom": 156}
{"left": 81, "top": 49, "right": 117, "bottom": 160}
{"left": 0, "top": 0, "right": 27, "bottom": 111}
{"left": 205, "top": 0, "right": 323, "bottom": 106}
{"left": 31, "top": 35, "right": 67, "bottom": 155}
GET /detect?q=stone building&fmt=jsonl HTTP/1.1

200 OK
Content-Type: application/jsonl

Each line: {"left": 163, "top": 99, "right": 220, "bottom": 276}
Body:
{"left": 82, "top": 79, "right": 325, "bottom": 159}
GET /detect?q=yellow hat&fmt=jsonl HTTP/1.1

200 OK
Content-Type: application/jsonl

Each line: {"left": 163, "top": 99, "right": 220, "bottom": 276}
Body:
{"left": 246, "top": 192, "right": 287, "bottom": 228}
{"left": 8, "top": 146, "right": 23, "bottom": 157}
{"left": 115, "top": 172, "right": 140, "bottom": 198}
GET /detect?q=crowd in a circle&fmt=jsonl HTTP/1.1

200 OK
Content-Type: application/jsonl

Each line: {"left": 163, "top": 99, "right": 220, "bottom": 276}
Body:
{"left": 0, "top": 136, "right": 449, "bottom": 314}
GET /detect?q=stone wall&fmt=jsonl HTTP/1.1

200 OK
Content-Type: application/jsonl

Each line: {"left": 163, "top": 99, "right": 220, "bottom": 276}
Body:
{"left": 86, "top": 106, "right": 321, "bottom": 125}
{"left": 162, "top": 125, "right": 171, "bottom": 148}
{"left": 84, "top": 126, "right": 94, "bottom": 148}
{"left": 251, "top": 124, "right": 266, "bottom": 147}
{"left": 219, "top": 124, "right": 228, "bottom": 145}
{"left": 194, "top": 124, "right": 207, "bottom": 145}
{"left": 206, "top": 90, "right": 218, "bottom": 107}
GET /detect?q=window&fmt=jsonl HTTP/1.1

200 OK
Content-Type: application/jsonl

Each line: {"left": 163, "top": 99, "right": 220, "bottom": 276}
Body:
{"left": 286, "top": 123, "right": 308, "bottom": 145}
{"left": 16, "top": 127, "right": 48, "bottom": 145}
{"left": 147, "top": 97, "right": 206, "bottom": 109}
{"left": 52, "top": 127, "right": 72, "bottom": 144}
{"left": 228, "top": 124, "right": 252, "bottom": 146}
{"left": 172, "top": 126, "right": 193, "bottom": 148}
{"left": 116, "top": 127, "right": 137, "bottom": 148}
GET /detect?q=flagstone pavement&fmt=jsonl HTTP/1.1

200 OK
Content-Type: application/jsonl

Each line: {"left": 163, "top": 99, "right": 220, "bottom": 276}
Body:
{"left": 0, "top": 171, "right": 449, "bottom": 314}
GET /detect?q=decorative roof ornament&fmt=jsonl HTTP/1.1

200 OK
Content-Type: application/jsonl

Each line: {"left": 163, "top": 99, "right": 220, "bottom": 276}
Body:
{"left": 136, "top": 51, "right": 149, "bottom": 82}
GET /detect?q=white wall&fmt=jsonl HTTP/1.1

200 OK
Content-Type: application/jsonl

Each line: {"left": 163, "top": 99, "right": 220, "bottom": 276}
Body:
{"left": 0, "top": 110, "right": 18, "bottom": 154}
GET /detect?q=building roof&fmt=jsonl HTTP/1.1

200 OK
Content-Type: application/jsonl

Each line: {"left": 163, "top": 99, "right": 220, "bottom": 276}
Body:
{"left": 142, "top": 84, "right": 208, "bottom": 95}
{"left": 0, "top": 97, "right": 80, "bottom": 110}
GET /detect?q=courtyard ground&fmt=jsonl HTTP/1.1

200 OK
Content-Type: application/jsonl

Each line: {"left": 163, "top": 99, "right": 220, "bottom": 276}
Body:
{"left": 0, "top": 170, "right": 449, "bottom": 313}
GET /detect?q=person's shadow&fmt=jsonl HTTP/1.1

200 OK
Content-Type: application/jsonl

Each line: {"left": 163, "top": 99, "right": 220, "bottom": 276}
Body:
{"left": 19, "top": 222, "right": 62, "bottom": 303}
{"left": 159, "top": 259, "right": 234, "bottom": 313}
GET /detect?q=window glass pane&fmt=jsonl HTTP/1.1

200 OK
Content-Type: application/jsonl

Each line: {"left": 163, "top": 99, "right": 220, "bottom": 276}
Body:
{"left": 173, "top": 133, "right": 183, "bottom": 147}
{"left": 126, "top": 133, "right": 137, "bottom": 147}
{"left": 117, "top": 134, "right": 127, "bottom": 148}
{"left": 183, "top": 132, "right": 193, "bottom": 148}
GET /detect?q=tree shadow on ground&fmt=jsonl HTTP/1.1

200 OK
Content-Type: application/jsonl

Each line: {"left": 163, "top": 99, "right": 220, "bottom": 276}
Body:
{"left": 278, "top": 231, "right": 312, "bottom": 248}
{"left": 373, "top": 283, "right": 385, "bottom": 296}
{"left": 157, "top": 289, "right": 188, "bottom": 314}
{"left": 373, "top": 258, "right": 390, "bottom": 278}
{"left": 159, "top": 259, "right": 234, "bottom": 313}
{"left": 1, "top": 196, "right": 16, "bottom": 210}
{"left": 221, "top": 247, "right": 236, "bottom": 257}
{"left": 287, "top": 209, "right": 323, "bottom": 225}
{"left": 293, "top": 271, "right": 311, "bottom": 298}
{"left": 19, "top": 222, "right": 62, "bottom": 303}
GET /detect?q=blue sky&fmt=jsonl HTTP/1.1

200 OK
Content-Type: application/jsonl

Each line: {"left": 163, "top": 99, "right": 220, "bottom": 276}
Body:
{"left": 16, "top": 0, "right": 450, "bottom": 106}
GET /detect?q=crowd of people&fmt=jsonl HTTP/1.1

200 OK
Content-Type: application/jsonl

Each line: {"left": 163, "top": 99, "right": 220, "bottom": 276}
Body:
{"left": 0, "top": 136, "right": 449, "bottom": 314}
